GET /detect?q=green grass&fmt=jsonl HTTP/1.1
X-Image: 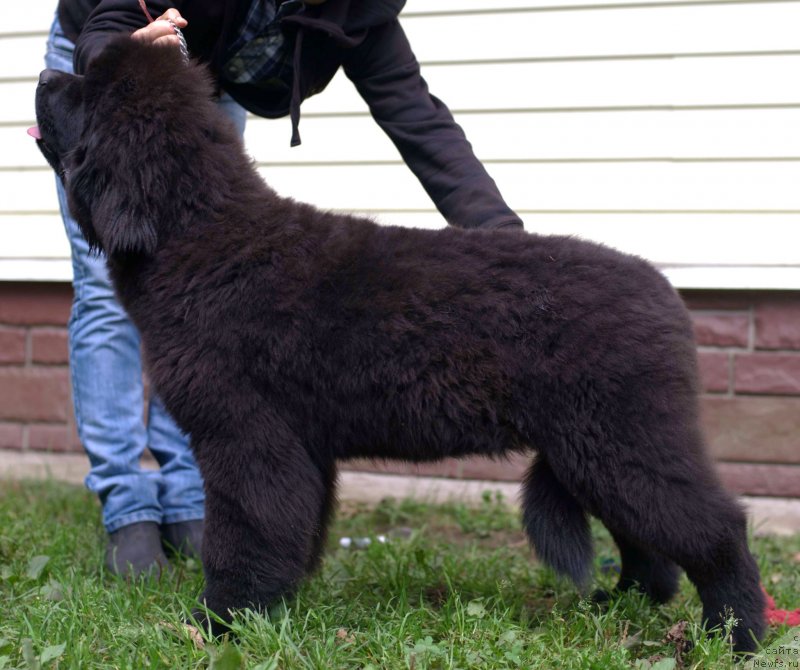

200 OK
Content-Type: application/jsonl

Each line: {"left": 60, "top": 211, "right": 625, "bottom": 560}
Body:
{"left": 0, "top": 480, "right": 798, "bottom": 669}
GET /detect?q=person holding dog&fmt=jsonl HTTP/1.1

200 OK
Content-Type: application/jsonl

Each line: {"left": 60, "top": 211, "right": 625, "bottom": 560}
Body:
{"left": 47, "top": 0, "right": 522, "bottom": 577}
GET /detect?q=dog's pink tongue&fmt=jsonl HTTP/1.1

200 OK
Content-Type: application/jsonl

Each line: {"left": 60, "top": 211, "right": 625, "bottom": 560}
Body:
{"left": 27, "top": 126, "right": 42, "bottom": 140}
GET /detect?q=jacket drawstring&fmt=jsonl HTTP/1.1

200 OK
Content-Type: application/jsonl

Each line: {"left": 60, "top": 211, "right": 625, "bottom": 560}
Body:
{"left": 290, "top": 27, "right": 304, "bottom": 147}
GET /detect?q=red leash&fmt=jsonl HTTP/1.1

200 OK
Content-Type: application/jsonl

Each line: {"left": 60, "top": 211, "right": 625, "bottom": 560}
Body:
{"left": 137, "top": 0, "right": 156, "bottom": 23}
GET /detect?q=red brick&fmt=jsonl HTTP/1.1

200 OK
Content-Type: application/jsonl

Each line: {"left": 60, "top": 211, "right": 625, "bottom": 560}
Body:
{"left": 31, "top": 329, "right": 69, "bottom": 365}
{"left": 65, "top": 417, "right": 81, "bottom": 452}
{"left": 697, "top": 351, "right": 730, "bottom": 393}
{"left": 0, "top": 368, "right": 70, "bottom": 422}
{"left": 0, "top": 282, "right": 72, "bottom": 326}
{"left": 0, "top": 328, "right": 27, "bottom": 365}
{"left": 734, "top": 353, "right": 800, "bottom": 395}
{"left": 691, "top": 314, "right": 749, "bottom": 348}
{"left": 28, "top": 424, "right": 76, "bottom": 453}
{"left": 755, "top": 297, "right": 800, "bottom": 350}
{"left": 701, "top": 395, "right": 800, "bottom": 463}
{"left": 717, "top": 462, "right": 800, "bottom": 497}
{"left": 680, "top": 290, "right": 752, "bottom": 311}
{"left": 0, "top": 422, "right": 24, "bottom": 449}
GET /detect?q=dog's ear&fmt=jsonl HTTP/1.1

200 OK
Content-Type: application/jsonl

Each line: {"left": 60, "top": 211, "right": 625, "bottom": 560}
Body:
{"left": 63, "top": 38, "right": 201, "bottom": 256}
{"left": 65, "top": 139, "right": 160, "bottom": 257}
{"left": 68, "top": 161, "right": 159, "bottom": 256}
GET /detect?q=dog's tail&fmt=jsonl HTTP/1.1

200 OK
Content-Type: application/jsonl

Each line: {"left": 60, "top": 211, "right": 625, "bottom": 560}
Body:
{"left": 521, "top": 458, "right": 593, "bottom": 588}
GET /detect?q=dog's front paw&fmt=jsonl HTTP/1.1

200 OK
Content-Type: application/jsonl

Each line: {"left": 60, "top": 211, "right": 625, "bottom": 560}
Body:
{"left": 590, "top": 588, "right": 615, "bottom": 605}
{"left": 189, "top": 605, "right": 233, "bottom": 639}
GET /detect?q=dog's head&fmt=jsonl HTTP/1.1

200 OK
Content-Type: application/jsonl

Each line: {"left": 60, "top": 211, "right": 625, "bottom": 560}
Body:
{"left": 32, "top": 37, "right": 228, "bottom": 257}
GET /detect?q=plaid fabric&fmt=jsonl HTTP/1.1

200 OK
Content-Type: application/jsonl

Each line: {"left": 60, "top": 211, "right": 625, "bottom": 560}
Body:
{"left": 222, "top": 0, "right": 302, "bottom": 86}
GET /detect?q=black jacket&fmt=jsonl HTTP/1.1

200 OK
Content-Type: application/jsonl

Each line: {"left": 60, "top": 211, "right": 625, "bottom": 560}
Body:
{"left": 58, "top": 0, "right": 522, "bottom": 230}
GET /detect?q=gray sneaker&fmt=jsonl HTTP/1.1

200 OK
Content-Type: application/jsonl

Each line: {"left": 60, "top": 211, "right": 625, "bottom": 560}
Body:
{"left": 105, "top": 521, "right": 170, "bottom": 578}
{"left": 161, "top": 520, "right": 204, "bottom": 559}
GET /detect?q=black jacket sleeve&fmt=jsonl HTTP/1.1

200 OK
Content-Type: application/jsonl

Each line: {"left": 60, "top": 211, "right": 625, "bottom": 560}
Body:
{"left": 69, "top": 0, "right": 176, "bottom": 74}
{"left": 341, "top": 20, "right": 522, "bottom": 230}
{"left": 68, "top": 0, "right": 234, "bottom": 75}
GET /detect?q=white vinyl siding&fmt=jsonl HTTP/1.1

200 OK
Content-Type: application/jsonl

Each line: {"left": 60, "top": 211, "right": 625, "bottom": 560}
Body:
{"left": 1, "top": 0, "right": 799, "bottom": 286}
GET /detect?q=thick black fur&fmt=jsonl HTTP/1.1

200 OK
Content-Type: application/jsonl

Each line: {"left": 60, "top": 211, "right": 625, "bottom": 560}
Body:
{"left": 34, "top": 38, "right": 765, "bottom": 651}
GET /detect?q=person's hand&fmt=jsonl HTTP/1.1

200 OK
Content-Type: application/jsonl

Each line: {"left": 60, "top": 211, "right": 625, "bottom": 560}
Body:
{"left": 131, "top": 8, "right": 187, "bottom": 47}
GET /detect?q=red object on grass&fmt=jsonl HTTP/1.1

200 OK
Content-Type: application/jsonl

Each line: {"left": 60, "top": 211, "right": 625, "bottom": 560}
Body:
{"left": 763, "top": 587, "right": 800, "bottom": 627}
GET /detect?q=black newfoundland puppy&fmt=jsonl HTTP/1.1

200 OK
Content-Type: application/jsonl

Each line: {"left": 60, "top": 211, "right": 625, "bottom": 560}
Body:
{"left": 33, "top": 38, "right": 765, "bottom": 651}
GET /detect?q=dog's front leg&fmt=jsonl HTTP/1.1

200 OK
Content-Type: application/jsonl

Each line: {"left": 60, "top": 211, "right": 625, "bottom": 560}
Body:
{"left": 191, "top": 421, "right": 331, "bottom": 634}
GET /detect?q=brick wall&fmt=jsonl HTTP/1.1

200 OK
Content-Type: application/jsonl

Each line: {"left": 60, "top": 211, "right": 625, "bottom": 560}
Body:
{"left": 682, "top": 291, "right": 800, "bottom": 498}
{"left": 1, "top": 282, "right": 798, "bottom": 497}
{"left": 0, "top": 283, "right": 77, "bottom": 453}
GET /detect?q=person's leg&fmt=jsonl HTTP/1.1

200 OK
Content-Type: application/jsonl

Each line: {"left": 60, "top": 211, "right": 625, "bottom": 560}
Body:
{"left": 149, "top": 91, "right": 248, "bottom": 556}
{"left": 216, "top": 91, "right": 248, "bottom": 137}
{"left": 57, "top": 154, "right": 171, "bottom": 575}
{"left": 62, "top": 198, "right": 164, "bottom": 533}
{"left": 46, "top": 15, "right": 167, "bottom": 575}
{"left": 147, "top": 394, "right": 204, "bottom": 556}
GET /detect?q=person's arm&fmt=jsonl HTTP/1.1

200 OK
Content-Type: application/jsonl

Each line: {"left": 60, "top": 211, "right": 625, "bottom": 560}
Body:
{"left": 72, "top": 0, "right": 186, "bottom": 74}
{"left": 341, "top": 20, "right": 522, "bottom": 230}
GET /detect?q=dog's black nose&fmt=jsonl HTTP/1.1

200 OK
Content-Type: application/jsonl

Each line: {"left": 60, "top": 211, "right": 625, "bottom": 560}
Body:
{"left": 38, "top": 69, "right": 59, "bottom": 87}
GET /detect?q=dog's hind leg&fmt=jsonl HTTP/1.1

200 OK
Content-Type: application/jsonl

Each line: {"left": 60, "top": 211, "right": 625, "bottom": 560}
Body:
{"left": 521, "top": 458, "right": 593, "bottom": 588}
{"left": 522, "top": 457, "right": 678, "bottom": 604}
{"left": 558, "top": 424, "right": 765, "bottom": 653}
{"left": 610, "top": 482, "right": 763, "bottom": 652}
{"left": 193, "top": 419, "right": 332, "bottom": 634}
{"left": 592, "top": 530, "right": 680, "bottom": 605}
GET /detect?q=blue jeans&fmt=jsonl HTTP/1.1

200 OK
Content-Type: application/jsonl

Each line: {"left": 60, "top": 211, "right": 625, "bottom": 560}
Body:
{"left": 45, "top": 16, "right": 247, "bottom": 532}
